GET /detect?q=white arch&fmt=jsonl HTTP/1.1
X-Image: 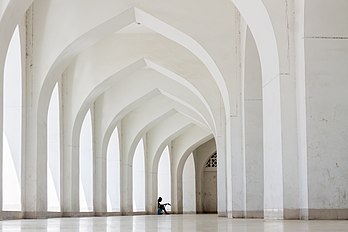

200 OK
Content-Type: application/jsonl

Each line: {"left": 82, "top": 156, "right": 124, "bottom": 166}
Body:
{"left": 170, "top": 127, "right": 214, "bottom": 213}
{"left": 134, "top": 8, "right": 230, "bottom": 117}
{"left": 0, "top": 0, "right": 286, "bottom": 217}
{"left": 120, "top": 108, "right": 177, "bottom": 212}
{"left": 231, "top": 0, "right": 279, "bottom": 78}
{"left": 118, "top": 98, "right": 211, "bottom": 213}
{"left": 38, "top": 7, "right": 228, "bottom": 123}
{"left": 101, "top": 89, "right": 162, "bottom": 161}
{"left": 72, "top": 62, "right": 216, "bottom": 212}
{"left": 94, "top": 74, "right": 211, "bottom": 212}
{"left": 231, "top": 0, "right": 284, "bottom": 217}
{"left": 145, "top": 116, "right": 194, "bottom": 212}
{"left": 36, "top": 14, "right": 227, "bottom": 208}
{"left": 70, "top": 59, "right": 214, "bottom": 150}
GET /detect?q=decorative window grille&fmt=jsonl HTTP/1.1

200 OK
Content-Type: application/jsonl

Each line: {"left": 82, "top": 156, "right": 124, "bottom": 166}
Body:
{"left": 205, "top": 152, "right": 217, "bottom": 168}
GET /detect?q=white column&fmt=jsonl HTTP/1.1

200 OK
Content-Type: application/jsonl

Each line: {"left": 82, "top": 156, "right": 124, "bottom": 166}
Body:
{"left": 243, "top": 28, "right": 264, "bottom": 218}
{"left": 93, "top": 103, "right": 107, "bottom": 215}
{"left": 216, "top": 130, "right": 227, "bottom": 217}
{"left": 262, "top": 76, "right": 284, "bottom": 219}
{"left": 24, "top": 9, "right": 47, "bottom": 217}
{"left": 294, "top": 0, "right": 308, "bottom": 219}
{"left": 119, "top": 122, "right": 133, "bottom": 214}
{"left": 61, "top": 77, "right": 79, "bottom": 215}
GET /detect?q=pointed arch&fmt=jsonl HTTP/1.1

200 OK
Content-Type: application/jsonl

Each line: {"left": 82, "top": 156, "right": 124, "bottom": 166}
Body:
{"left": 79, "top": 109, "right": 93, "bottom": 212}
{"left": 133, "top": 138, "right": 145, "bottom": 212}
{"left": 2, "top": 25, "right": 22, "bottom": 211}
{"left": 47, "top": 83, "right": 61, "bottom": 212}
{"left": 107, "top": 126, "right": 120, "bottom": 212}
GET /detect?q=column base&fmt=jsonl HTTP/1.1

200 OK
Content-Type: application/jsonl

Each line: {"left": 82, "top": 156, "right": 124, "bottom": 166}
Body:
{"left": 23, "top": 211, "right": 47, "bottom": 219}
{"left": 218, "top": 211, "right": 227, "bottom": 217}
{"left": 231, "top": 210, "right": 244, "bottom": 218}
{"left": 1, "top": 211, "right": 24, "bottom": 220}
{"left": 264, "top": 209, "right": 283, "bottom": 219}
{"left": 283, "top": 208, "right": 309, "bottom": 220}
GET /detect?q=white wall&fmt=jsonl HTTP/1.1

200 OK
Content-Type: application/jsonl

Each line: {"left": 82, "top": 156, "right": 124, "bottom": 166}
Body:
{"left": 192, "top": 139, "right": 216, "bottom": 214}
{"left": 304, "top": 1, "right": 348, "bottom": 219}
{"left": 203, "top": 170, "right": 217, "bottom": 213}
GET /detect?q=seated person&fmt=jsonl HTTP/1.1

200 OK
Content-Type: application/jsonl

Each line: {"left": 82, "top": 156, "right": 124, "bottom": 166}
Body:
{"left": 157, "top": 197, "right": 171, "bottom": 215}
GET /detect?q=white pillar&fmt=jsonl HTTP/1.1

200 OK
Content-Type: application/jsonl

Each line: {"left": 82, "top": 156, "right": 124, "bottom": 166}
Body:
{"left": 262, "top": 76, "right": 284, "bottom": 219}
{"left": 119, "top": 122, "right": 133, "bottom": 214}
{"left": 243, "top": 28, "right": 264, "bottom": 218}
{"left": 294, "top": 0, "right": 308, "bottom": 219}
{"left": 23, "top": 8, "right": 47, "bottom": 218}
{"left": 61, "top": 76, "right": 79, "bottom": 215}
{"left": 216, "top": 130, "right": 227, "bottom": 217}
{"left": 93, "top": 103, "right": 107, "bottom": 215}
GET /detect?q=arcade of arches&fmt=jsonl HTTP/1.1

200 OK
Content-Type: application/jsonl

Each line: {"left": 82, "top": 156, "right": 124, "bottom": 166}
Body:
{"left": 0, "top": 0, "right": 348, "bottom": 221}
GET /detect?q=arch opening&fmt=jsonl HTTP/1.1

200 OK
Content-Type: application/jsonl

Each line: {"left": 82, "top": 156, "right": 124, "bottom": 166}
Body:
{"left": 107, "top": 126, "right": 120, "bottom": 212}
{"left": 157, "top": 146, "right": 171, "bottom": 212}
{"left": 133, "top": 138, "right": 145, "bottom": 212}
{"left": 183, "top": 152, "right": 196, "bottom": 213}
{"left": 79, "top": 109, "right": 93, "bottom": 212}
{"left": 47, "top": 83, "right": 61, "bottom": 212}
{"left": 2, "top": 25, "right": 22, "bottom": 211}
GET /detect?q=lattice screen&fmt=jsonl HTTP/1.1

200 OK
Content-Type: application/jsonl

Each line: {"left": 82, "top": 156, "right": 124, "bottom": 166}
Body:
{"left": 205, "top": 152, "right": 217, "bottom": 168}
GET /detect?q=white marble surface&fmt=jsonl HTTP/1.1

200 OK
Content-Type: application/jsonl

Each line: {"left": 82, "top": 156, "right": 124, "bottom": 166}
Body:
{"left": 1, "top": 214, "right": 348, "bottom": 231}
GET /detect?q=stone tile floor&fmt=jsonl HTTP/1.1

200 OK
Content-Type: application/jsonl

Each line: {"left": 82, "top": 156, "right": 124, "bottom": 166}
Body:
{"left": 1, "top": 214, "right": 348, "bottom": 231}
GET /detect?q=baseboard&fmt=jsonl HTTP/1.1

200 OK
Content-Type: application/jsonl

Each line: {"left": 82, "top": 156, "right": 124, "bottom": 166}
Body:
{"left": 1, "top": 211, "right": 24, "bottom": 220}
{"left": 245, "top": 210, "right": 264, "bottom": 218}
{"left": 308, "top": 209, "right": 348, "bottom": 220}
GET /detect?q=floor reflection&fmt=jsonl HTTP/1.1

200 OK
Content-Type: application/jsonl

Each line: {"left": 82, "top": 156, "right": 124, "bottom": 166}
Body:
{"left": 1, "top": 214, "right": 348, "bottom": 231}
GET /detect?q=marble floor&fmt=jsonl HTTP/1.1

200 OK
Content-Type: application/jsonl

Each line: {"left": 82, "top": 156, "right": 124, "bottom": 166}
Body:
{"left": 0, "top": 214, "right": 348, "bottom": 231}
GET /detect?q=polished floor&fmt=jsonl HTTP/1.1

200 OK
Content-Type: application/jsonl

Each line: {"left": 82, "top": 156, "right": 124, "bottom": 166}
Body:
{"left": 1, "top": 214, "right": 348, "bottom": 231}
